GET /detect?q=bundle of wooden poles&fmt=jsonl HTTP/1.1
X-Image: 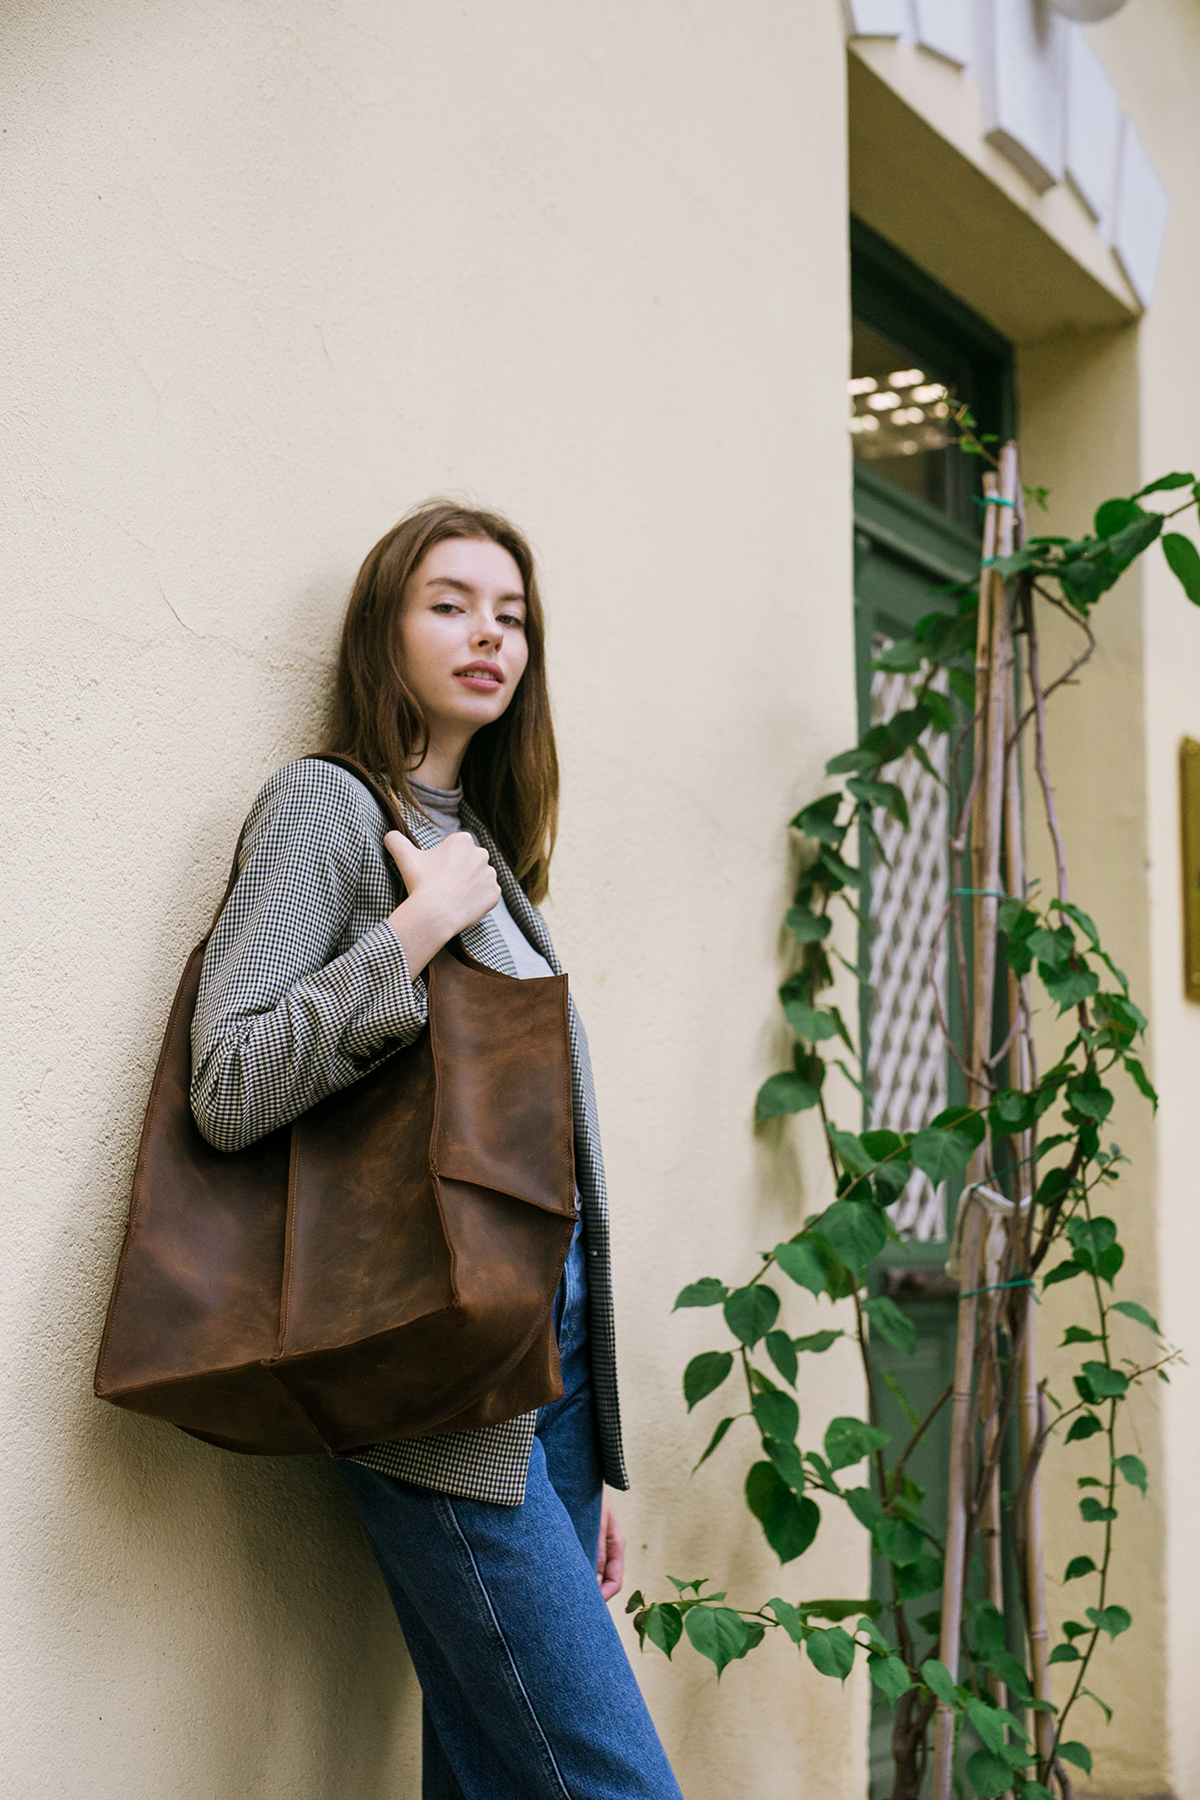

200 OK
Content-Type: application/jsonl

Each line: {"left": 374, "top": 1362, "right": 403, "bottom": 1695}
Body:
{"left": 929, "top": 443, "right": 1060, "bottom": 1799}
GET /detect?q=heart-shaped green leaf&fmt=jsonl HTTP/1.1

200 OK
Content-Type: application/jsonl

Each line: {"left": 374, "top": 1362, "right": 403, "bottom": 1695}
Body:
{"left": 744, "top": 1462, "right": 821, "bottom": 1563}
{"left": 823, "top": 1415, "right": 890, "bottom": 1472}
{"left": 683, "top": 1351, "right": 734, "bottom": 1411}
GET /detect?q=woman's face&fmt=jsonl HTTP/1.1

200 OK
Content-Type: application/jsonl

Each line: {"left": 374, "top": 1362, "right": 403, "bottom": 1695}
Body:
{"left": 397, "top": 536, "right": 530, "bottom": 744}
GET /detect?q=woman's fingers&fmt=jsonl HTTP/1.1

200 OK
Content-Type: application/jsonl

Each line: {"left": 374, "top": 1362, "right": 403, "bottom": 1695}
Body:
{"left": 426, "top": 832, "right": 500, "bottom": 924}
{"left": 385, "top": 829, "right": 499, "bottom": 933}
{"left": 597, "top": 1491, "right": 625, "bottom": 1601}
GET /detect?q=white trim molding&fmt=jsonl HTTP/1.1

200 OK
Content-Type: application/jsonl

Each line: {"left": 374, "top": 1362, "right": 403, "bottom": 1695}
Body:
{"left": 912, "top": 0, "right": 972, "bottom": 67}
{"left": 844, "top": 0, "right": 1168, "bottom": 307}
{"left": 1112, "top": 114, "right": 1170, "bottom": 306}
{"left": 1065, "top": 25, "right": 1122, "bottom": 236}
{"left": 976, "top": 0, "right": 1068, "bottom": 194}
{"left": 841, "top": 0, "right": 911, "bottom": 37}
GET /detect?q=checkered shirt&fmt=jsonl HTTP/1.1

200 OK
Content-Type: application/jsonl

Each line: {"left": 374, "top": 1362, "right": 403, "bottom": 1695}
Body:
{"left": 191, "top": 756, "right": 627, "bottom": 1505}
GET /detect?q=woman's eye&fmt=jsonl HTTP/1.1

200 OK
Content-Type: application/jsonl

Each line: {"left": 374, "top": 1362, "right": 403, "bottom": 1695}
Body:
{"left": 431, "top": 601, "right": 460, "bottom": 615}
{"left": 498, "top": 613, "right": 526, "bottom": 629}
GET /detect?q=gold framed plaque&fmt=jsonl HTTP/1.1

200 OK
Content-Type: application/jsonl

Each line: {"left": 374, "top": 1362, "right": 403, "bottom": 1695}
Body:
{"left": 1182, "top": 738, "right": 1200, "bottom": 1001}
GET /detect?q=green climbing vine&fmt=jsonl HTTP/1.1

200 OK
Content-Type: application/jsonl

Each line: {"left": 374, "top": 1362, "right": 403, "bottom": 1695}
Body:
{"left": 628, "top": 429, "right": 1198, "bottom": 1799}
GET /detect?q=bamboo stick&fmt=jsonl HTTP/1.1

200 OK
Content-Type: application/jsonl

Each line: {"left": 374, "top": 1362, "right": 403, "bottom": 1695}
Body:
{"left": 1018, "top": 1300, "right": 1053, "bottom": 1769}
{"left": 931, "top": 1191, "right": 985, "bottom": 1792}
{"left": 982, "top": 1380, "right": 1008, "bottom": 1709}
{"left": 1002, "top": 482, "right": 1055, "bottom": 1773}
{"left": 969, "top": 474, "right": 1002, "bottom": 1109}
{"left": 932, "top": 449, "right": 1021, "bottom": 1797}
{"left": 978, "top": 450, "right": 1018, "bottom": 1722}
{"left": 975, "top": 447, "right": 1018, "bottom": 1090}
{"left": 983, "top": 444, "right": 1020, "bottom": 1751}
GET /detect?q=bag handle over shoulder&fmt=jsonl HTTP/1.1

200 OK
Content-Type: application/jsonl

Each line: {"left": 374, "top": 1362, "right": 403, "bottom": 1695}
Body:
{"left": 308, "top": 753, "right": 415, "bottom": 843}
{"left": 208, "top": 754, "right": 415, "bottom": 936}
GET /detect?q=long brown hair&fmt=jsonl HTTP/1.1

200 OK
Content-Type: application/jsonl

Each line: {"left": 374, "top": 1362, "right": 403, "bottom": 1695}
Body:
{"left": 324, "top": 500, "right": 558, "bottom": 903}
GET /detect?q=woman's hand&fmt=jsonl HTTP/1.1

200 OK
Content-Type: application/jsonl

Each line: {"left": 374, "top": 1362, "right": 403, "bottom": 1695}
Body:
{"left": 384, "top": 830, "right": 501, "bottom": 974}
{"left": 597, "top": 1490, "right": 625, "bottom": 1602}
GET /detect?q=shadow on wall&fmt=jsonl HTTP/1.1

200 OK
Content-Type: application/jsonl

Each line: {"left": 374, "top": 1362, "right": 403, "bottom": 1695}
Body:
{"left": 65, "top": 1379, "right": 421, "bottom": 1797}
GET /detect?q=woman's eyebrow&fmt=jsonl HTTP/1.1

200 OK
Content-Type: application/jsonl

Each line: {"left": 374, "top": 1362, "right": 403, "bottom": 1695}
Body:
{"left": 426, "top": 575, "right": 526, "bottom": 608}
{"left": 426, "top": 576, "right": 476, "bottom": 597}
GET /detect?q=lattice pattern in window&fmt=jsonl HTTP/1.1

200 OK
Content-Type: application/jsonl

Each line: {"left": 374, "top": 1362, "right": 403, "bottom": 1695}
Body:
{"left": 867, "top": 651, "right": 950, "bottom": 1242}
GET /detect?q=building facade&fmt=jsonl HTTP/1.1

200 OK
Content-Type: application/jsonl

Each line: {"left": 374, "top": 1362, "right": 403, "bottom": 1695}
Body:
{"left": 3, "top": 3, "right": 1200, "bottom": 1796}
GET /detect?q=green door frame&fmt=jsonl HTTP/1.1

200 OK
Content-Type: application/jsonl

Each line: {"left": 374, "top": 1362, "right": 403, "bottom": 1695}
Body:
{"left": 850, "top": 217, "right": 1016, "bottom": 1270}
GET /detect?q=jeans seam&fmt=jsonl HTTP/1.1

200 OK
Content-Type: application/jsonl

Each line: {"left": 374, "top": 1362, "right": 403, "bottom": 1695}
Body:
{"left": 438, "top": 1495, "right": 574, "bottom": 1800}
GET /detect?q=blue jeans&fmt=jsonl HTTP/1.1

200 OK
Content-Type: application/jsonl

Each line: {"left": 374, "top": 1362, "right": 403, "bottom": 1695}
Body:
{"left": 338, "top": 1224, "right": 682, "bottom": 1800}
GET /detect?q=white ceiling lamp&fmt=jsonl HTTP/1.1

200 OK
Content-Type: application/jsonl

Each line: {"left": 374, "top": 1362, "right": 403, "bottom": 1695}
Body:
{"left": 1049, "top": 0, "right": 1130, "bottom": 21}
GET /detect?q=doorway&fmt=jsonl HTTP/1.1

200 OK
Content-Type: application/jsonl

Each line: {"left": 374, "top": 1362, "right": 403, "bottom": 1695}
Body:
{"left": 848, "top": 219, "right": 1015, "bottom": 1794}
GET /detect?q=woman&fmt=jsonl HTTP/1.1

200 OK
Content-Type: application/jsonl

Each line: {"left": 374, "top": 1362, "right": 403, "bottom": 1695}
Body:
{"left": 190, "top": 501, "right": 682, "bottom": 1800}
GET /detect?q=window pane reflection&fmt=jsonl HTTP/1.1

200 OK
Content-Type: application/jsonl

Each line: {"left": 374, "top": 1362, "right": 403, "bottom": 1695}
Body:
{"left": 851, "top": 319, "right": 957, "bottom": 515}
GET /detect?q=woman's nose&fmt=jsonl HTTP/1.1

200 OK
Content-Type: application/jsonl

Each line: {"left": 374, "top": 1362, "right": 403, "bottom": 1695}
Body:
{"left": 472, "top": 618, "right": 502, "bottom": 649}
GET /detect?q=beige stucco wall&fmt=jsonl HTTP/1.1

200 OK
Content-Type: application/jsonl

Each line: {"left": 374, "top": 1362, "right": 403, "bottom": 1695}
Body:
{"left": 1101, "top": 6, "right": 1200, "bottom": 1797}
{"left": 1017, "top": 326, "right": 1167, "bottom": 1798}
{"left": 1, "top": 3, "right": 867, "bottom": 1797}
{"left": 1020, "top": 7, "right": 1200, "bottom": 1794}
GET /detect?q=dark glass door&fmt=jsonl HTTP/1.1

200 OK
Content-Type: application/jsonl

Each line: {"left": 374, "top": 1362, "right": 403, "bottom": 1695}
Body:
{"left": 848, "top": 221, "right": 1014, "bottom": 1797}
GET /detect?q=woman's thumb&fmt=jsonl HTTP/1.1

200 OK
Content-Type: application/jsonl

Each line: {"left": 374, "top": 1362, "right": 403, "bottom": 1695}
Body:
{"left": 384, "top": 829, "right": 421, "bottom": 887}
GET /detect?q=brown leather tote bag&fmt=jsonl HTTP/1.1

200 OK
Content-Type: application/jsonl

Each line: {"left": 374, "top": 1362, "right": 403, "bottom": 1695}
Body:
{"left": 94, "top": 756, "right": 578, "bottom": 1456}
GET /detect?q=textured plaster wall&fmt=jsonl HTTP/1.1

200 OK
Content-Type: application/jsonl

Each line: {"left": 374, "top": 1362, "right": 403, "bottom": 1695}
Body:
{"left": 1098, "top": 4, "right": 1200, "bottom": 1796}
{"left": 1017, "top": 326, "right": 1165, "bottom": 1798}
{"left": 0, "top": 3, "right": 864, "bottom": 1797}
{"left": 1022, "top": 7, "right": 1200, "bottom": 1795}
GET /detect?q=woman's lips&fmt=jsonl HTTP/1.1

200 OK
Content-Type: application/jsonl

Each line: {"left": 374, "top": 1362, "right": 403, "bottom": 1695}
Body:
{"left": 454, "top": 662, "right": 503, "bottom": 692}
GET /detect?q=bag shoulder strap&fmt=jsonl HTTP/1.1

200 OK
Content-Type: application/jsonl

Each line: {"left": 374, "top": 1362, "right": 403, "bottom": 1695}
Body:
{"left": 307, "top": 752, "right": 414, "bottom": 841}
{"left": 206, "top": 754, "right": 414, "bottom": 937}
